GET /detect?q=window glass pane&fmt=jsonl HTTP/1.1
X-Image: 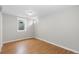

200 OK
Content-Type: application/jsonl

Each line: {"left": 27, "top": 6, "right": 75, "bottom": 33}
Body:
{"left": 18, "top": 20, "right": 24, "bottom": 30}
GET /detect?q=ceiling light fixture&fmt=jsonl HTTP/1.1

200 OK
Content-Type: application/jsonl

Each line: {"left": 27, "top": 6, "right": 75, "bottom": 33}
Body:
{"left": 25, "top": 9, "right": 35, "bottom": 16}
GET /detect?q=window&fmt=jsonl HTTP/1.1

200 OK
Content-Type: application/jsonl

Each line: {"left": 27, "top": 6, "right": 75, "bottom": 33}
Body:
{"left": 17, "top": 17, "right": 27, "bottom": 32}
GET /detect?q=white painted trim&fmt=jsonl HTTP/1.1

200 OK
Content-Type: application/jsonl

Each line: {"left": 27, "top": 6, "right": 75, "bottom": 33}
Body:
{"left": 3, "top": 37, "right": 33, "bottom": 44}
{"left": 17, "top": 17, "right": 27, "bottom": 32}
{"left": 35, "top": 37, "right": 79, "bottom": 54}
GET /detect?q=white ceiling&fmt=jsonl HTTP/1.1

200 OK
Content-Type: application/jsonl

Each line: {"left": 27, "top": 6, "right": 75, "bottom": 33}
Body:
{"left": 2, "top": 5, "right": 75, "bottom": 18}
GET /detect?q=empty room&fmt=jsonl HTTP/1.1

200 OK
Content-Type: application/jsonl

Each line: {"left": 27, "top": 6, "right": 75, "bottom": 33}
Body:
{"left": 0, "top": 5, "right": 79, "bottom": 54}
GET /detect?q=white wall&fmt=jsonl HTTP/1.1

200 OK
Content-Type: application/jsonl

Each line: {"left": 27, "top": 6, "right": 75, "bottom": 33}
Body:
{"left": 0, "top": 12, "right": 2, "bottom": 51}
{"left": 35, "top": 6, "right": 79, "bottom": 52}
{"left": 3, "top": 13, "right": 34, "bottom": 43}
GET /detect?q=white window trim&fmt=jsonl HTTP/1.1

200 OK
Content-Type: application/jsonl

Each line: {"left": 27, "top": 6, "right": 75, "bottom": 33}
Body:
{"left": 17, "top": 17, "right": 27, "bottom": 32}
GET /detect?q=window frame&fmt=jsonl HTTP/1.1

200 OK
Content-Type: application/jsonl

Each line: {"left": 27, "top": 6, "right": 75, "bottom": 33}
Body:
{"left": 17, "top": 17, "right": 27, "bottom": 32}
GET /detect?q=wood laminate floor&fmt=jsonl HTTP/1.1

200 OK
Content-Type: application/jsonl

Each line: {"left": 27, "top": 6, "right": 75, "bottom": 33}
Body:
{"left": 1, "top": 38, "right": 75, "bottom": 54}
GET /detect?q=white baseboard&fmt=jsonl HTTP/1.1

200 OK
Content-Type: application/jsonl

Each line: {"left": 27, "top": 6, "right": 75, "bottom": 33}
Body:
{"left": 3, "top": 37, "right": 33, "bottom": 44}
{"left": 35, "top": 37, "right": 79, "bottom": 54}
